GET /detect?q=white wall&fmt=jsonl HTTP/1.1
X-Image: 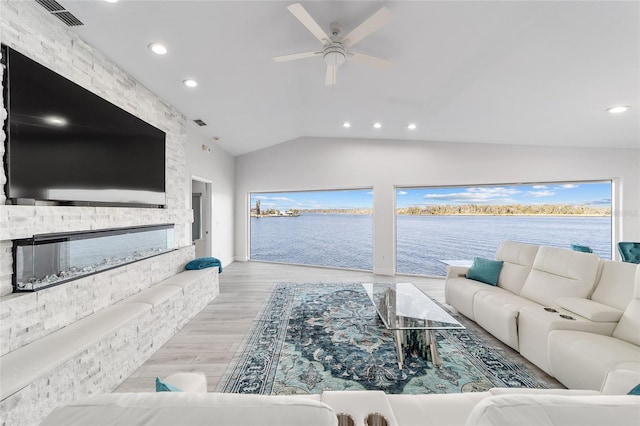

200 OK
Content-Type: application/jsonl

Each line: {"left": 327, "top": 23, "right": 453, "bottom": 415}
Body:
{"left": 235, "top": 137, "right": 640, "bottom": 274}
{"left": 185, "top": 126, "right": 235, "bottom": 266}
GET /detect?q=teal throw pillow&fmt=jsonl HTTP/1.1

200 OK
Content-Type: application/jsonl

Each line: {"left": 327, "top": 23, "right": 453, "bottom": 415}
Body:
{"left": 466, "top": 257, "right": 504, "bottom": 286}
{"left": 628, "top": 384, "right": 640, "bottom": 395}
{"left": 155, "top": 377, "right": 182, "bottom": 392}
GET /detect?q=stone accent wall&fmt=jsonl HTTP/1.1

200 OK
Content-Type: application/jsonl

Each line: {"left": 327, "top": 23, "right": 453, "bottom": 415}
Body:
{"left": 0, "top": 1, "right": 192, "bottom": 296}
{"left": 0, "top": 267, "right": 219, "bottom": 426}
{"left": 0, "top": 246, "right": 195, "bottom": 357}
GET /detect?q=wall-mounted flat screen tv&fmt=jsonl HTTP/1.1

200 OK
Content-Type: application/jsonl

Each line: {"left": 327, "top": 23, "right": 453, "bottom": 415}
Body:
{"left": 2, "top": 45, "right": 166, "bottom": 207}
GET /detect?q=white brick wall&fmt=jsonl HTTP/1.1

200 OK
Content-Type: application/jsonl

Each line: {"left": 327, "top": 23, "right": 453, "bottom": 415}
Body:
{"left": 0, "top": 0, "right": 193, "bottom": 296}
{"left": 0, "top": 246, "right": 195, "bottom": 356}
{"left": 0, "top": 267, "right": 219, "bottom": 426}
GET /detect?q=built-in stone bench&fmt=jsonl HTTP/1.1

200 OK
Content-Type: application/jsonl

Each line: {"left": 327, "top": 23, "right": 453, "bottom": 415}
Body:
{"left": 0, "top": 266, "right": 219, "bottom": 426}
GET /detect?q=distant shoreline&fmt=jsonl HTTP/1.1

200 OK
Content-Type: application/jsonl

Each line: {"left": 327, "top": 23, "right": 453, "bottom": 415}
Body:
{"left": 296, "top": 205, "right": 611, "bottom": 217}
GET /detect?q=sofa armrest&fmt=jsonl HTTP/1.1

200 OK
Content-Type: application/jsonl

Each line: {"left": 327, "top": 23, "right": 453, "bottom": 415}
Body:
{"left": 601, "top": 363, "right": 640, "bottom": 395}
{"left": 464, "top": 394, "right": 640, "bottom": 426}
{"left": 555, "top": 297, "right": 623, "bottom": 322}
{"left": 446, "top": 265, "right": 470, "bottom": 279}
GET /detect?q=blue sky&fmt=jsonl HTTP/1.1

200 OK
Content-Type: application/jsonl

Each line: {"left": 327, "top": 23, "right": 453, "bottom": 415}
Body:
{"left": 251, "top": 181, "right": 611, "bottom": 210}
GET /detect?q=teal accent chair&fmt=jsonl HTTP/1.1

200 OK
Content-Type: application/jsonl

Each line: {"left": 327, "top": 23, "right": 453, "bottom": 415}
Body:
{"left": 571, "top": 244, "right": 593, "bottom": 253}
{"left": 617, "top": 242, "right": 640, "bottom": 264}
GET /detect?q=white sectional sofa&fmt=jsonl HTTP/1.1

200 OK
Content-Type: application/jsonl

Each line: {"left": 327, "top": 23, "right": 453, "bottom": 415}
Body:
{"left": 445, "top": 241, "right": 640, "bottom": 391}
{"left": 41, "top": 372, "right": 640, "bottom": 426}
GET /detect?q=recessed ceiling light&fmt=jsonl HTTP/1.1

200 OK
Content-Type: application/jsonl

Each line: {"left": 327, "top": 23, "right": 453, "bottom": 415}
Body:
{"left": 407, "top": 123, "right": 417, "bottom": 130}
{"left": 342, "top": 122, "right": 351, "bottom": 128}
{"left": 183, "top": 79, "right": 198, "bottom": 88}
{"left": 104, "top": 0, "right": 118, "bottom": 3}
{"left": 606, "top": 105, "right": 631, "bottom": 114}
{"left": 44, "top": 116, "right": 67, "bottom": 126}
{"left": 148, "top": 43, "right": 167, "bottom": 55}
{"left": 372, "top": 122, "right": 382, "bottom": 129}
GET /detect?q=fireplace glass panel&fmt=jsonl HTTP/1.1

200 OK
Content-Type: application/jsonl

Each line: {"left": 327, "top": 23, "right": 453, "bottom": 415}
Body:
{"left": 14, "top": 224, "right": 175, "bottom": 292}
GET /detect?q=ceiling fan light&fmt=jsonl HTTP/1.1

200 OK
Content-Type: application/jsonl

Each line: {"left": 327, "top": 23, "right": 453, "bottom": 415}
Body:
{"left": 324, "top": 50, "right": 346, "bottom": 66}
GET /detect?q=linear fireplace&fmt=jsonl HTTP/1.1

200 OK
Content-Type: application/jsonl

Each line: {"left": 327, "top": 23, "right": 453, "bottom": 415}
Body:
{"left": 13, "top": 224, "right": 175, "bottom": 292}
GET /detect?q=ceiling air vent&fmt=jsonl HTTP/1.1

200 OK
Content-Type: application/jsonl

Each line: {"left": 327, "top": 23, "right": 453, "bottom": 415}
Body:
{"left": 35, "top": 0, "right": 64, "bottom": 12}
{"left": 193, "top": 119, "right": 207, "bottom": 127}
{"left": 35, "top": 0, "right": 84, "bottom": 26}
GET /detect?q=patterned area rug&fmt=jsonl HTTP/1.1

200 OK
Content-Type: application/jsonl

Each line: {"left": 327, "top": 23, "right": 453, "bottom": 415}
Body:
{"left": 217, "top": 283, "right": 562, "bottom": 395}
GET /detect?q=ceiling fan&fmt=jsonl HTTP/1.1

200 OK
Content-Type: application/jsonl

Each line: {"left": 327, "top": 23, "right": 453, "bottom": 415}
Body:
{"left": 273, "top": 3, "right": 392, "bottom": 86}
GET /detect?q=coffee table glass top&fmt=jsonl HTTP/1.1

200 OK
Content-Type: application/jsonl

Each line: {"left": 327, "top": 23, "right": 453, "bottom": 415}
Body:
{"left": 362, "top": 283, "right": 464, "bottom": 330}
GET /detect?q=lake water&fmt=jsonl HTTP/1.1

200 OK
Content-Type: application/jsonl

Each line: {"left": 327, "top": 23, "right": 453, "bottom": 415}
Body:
{"left": 250, "top": 214, "right": 611, "bottom": 276}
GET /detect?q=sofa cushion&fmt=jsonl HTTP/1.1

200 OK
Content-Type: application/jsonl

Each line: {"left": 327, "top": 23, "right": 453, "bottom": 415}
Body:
{"left": 495, "top": 241, "right": 539, "bottom": 294}
{"left": 519, "top": 246, "right": 600, "bottom": 307}
{"left": 590, "top": 260, "right": 638, "bottom": 310}
{"left": 41, "top": 393, "right": 337, "bottom": 426}
{"left": 387, "top": 392, "right": 490, "bottom": 426}
{"left": 445, "top": 278, "right": 507, "bottom": 320}
{"left": 612, "top": 266, "right": 640, "bottom": 346}
{"left": 464, "top": 394, "right": 640, "bottom": 426}
{"left": 467, "top": 257, "right": 504, "bottom": 286}
{"left": 548, "top": 330, "right": 640, "bottom": 391}
{"left": 473, "top": 291, "right": 541, "bottom": 350}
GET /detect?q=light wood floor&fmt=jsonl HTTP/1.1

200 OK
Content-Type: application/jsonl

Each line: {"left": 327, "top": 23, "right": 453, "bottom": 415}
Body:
{"left": 115, "top": 261, "right": 446, "bottom": 392}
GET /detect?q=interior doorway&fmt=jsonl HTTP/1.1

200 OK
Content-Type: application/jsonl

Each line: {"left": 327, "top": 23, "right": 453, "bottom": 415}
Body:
{"left": 191, "top": 177, "right": 212, "bottom": 258}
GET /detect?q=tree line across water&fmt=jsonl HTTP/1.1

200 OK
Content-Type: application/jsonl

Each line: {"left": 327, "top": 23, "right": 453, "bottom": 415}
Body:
{"left": 297, "top": 204, "right": 610, "bottom": 216}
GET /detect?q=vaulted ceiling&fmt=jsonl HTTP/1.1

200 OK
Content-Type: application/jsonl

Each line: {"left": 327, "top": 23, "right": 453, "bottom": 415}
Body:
{"left": 59, "top": 1, "right": 639, "bottom": 156}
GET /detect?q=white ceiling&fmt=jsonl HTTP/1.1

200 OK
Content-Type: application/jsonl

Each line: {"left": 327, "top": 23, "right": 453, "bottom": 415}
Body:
{"left": 59, "top": 1, "right": 639, "bottom": 156}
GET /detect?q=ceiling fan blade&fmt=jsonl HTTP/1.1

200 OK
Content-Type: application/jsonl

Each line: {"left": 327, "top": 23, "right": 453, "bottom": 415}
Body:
{"left": 273, "top": 51, "right": 321, "bottom": 62}
{"left": 343, "top": 6, "right": 392, "bottom": 48}
{"left": 325, "top": 65, "right": 337, "bottom": 86}
{"left": 287, "top": 3, "right": 331, "bottom": 44}
{"left": 348, "top": 51, "right": 391, "bottom": 69}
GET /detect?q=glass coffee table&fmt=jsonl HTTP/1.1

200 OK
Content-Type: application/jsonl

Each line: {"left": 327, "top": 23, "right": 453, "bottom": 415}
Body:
{"left": 362, "top": 283, "right": 464, "bottom": 369}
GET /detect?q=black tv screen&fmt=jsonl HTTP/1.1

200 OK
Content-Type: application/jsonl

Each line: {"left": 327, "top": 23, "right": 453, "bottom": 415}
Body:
{"left": 3, "top": 46, "right": 166, "bottom": 206}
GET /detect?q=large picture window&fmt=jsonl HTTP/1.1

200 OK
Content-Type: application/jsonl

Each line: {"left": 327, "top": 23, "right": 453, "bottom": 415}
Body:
{"left": 250, "top": 189, "right": 373, "bottom": 270}
{"left": 396, "top": 181, "right": 612, "bottom": 276}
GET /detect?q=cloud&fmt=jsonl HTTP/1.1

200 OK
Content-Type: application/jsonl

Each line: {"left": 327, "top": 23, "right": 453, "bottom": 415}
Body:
{"left": 270, "top": 197, "right": 296, "bottom": 202}
{"left": 586, "top": 198, "right": 612, "bottom": 205}
{"left": 561, "top": 184, "right": 578, "bottom": 189}
{"left": 423, "top": 187, "right": 521, "bottom": 204}
{"left": 397, "top": 190, "right": 408, "bottom": 195}
{"left": 532, "top": 185, "right": 547, "bottom": 189}
{"left": 525, "top": 190, "right": 555, "bottom": 198}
